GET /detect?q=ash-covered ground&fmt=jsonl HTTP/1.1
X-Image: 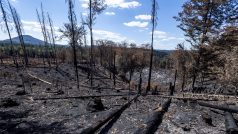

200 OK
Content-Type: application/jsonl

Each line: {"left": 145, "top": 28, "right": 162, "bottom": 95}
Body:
{"left": 0, "top": 64, "right": 236, "bottom": 134}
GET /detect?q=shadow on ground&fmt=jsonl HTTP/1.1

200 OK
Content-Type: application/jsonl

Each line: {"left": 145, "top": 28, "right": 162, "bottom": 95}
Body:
{"left": 0, "top": 110, "right": 66, "bottom": 134}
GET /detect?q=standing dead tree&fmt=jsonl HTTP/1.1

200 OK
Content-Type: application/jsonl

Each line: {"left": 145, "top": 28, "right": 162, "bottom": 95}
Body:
{"left": 147, "top": 0, "right": 158, "bottom": 93}
{"left": 66, "top": 0, "right": 78, "bottom": 89}
{"left": 60, "top": 0, "right": 85, "bottom": 89}
{"left": 36, "top": 3, "right": 51, "bottom": 68}
{"left": 47, "top": 13, "right": 58, "bottom": 69}
{"left": 8, "top": 1, "right": 28, "bottom": 67}
{"left": 87, "top": 0, "right": 106, "bottom": 87}
{"left": 0, "top": 0, "right": 18, "bottom": 67}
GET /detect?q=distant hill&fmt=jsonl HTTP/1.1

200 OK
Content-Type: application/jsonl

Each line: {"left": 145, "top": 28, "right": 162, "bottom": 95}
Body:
{"left": 1, "top": 35, "right": 44, "bottom": 45}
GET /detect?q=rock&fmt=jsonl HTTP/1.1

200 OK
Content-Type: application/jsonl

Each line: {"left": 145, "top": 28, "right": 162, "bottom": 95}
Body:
{"left": 86, "top": 98, "right": 105, "bottom": 112}
{"left": 1, "top": 98, "right": 19, "bottom": 108}
{"left": 16, "top": 90, "right": 27, "bottom": 96}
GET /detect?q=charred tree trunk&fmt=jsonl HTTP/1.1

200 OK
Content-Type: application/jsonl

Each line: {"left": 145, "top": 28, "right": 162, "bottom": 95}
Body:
{"left": 73, "top": 45, "right": 79, "bottom": 89}
{"left": 225, "top": 111, "right": 238, "bottom": 134}
{"left": 147, "top": 0, "right": 157, "bottom": 94}
{"left": 47, "top": 13, "right": 58, "bottom": 69}
{"left": 9, "top": 2, "right": 28, "bottom": 66}
{"left": 89, "top": 0, "right": 94, "bottom": 88}
{"left": 138, "top": 70, "right": 142, "bottom": 94}
{"left": 181, "top": 70, "right": 186, "bottom": 91}
{"left": 81, "top": 95, "right": 139, "bottom": 134}
{"left": 173, "top": 70, "right": 177, "bottom": 89}
{"left": 65, "top": 0, "right": 80, "bottom": 89}
{"left": 113, "top": 52, "right": 116, "bottom": 88}
{"left": 135, "top": 99, "right": 171, "bottom": 134}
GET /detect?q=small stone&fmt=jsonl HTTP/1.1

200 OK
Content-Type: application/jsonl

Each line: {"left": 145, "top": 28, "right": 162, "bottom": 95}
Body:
{"left": 16, "top": 90, "right": 27, "bottom": 96}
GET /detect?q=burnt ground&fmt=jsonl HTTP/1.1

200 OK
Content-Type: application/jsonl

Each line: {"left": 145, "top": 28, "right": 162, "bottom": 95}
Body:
{"left": 0, "top": 64, "right": 237, "bottom": 134}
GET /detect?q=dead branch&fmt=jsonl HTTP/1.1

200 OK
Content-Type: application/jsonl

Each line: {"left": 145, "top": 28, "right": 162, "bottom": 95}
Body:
{"left": 27, "top": 72, "right": 52, "bottom": 85}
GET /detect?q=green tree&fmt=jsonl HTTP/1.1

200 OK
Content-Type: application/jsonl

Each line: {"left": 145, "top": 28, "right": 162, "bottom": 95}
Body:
{"left": 174, "top": 0, "right": 236, "bottom": 89}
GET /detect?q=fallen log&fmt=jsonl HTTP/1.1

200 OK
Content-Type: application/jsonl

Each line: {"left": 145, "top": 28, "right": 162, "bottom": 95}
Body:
{"left": 80, "top": 95, "right": 139, "bottom": 134}
{"left": 34, "top": 94, "right": 134, "bottom": 101}
{"left": 147, "top": 94, "right": 236, "bottom": 102}
{"left": 182, "top": 93, "right": 238, "bottom": 101}
{"left": 198, "top": 102, "right": 238, "bottom": 114}
{"left": 27, "top": 72, "right": 52, "bottom": 85}
{"left": 134, "top": 99, "right": 171, "bottom": 134}
{"left": 225, "top": 111, "right": 238, "bottom": 134}
{"left": 148, "top": 95, "right": 218, "bottom": 101}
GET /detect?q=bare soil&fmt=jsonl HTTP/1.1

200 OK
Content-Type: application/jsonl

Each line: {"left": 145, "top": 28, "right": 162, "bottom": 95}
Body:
{"left": 0, "top": 64, "right": 236, "bottom": 134}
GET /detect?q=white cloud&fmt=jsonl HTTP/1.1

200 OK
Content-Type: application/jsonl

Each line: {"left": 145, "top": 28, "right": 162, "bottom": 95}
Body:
{"left": 22, "top": 20, "right": 64, "bottom": 44}
{"left": 153, "top": 31, "right": 167, "bottom": 39}
{"left": 113, "top": 1, "right": 141, "bottom": 9}
{"left": 82, "top": 12, "right": 87, "bottom": 16}
{"left": 135, "top": 15, "right": 151, "bottom": 20}
{"left": 10, "top": 0, "right": 18, "bottom": 2}
{"left": 105, "top": 12, "right": 115, "bottom": 16}
{"left": 93, "top": 29, "right": 127, "bottom": 42}
{"left": 151, "top": 30, "right": 185, "bottom": 50}
{"left": 153, "top": 30, "right": 184, "bottom": 41}
{"left": 81, "top": 3, "right": 88, "bottom": 8}
{"left": 80, "top": 0, "right": 141, "bottom": 9}
{"left": 124, "top": 21, "right": 149, "bottom": 28}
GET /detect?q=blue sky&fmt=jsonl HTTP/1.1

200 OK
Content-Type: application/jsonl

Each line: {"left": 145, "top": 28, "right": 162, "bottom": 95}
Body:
{"left": 1, "top": 0, "right": 189, "bottom": 50}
